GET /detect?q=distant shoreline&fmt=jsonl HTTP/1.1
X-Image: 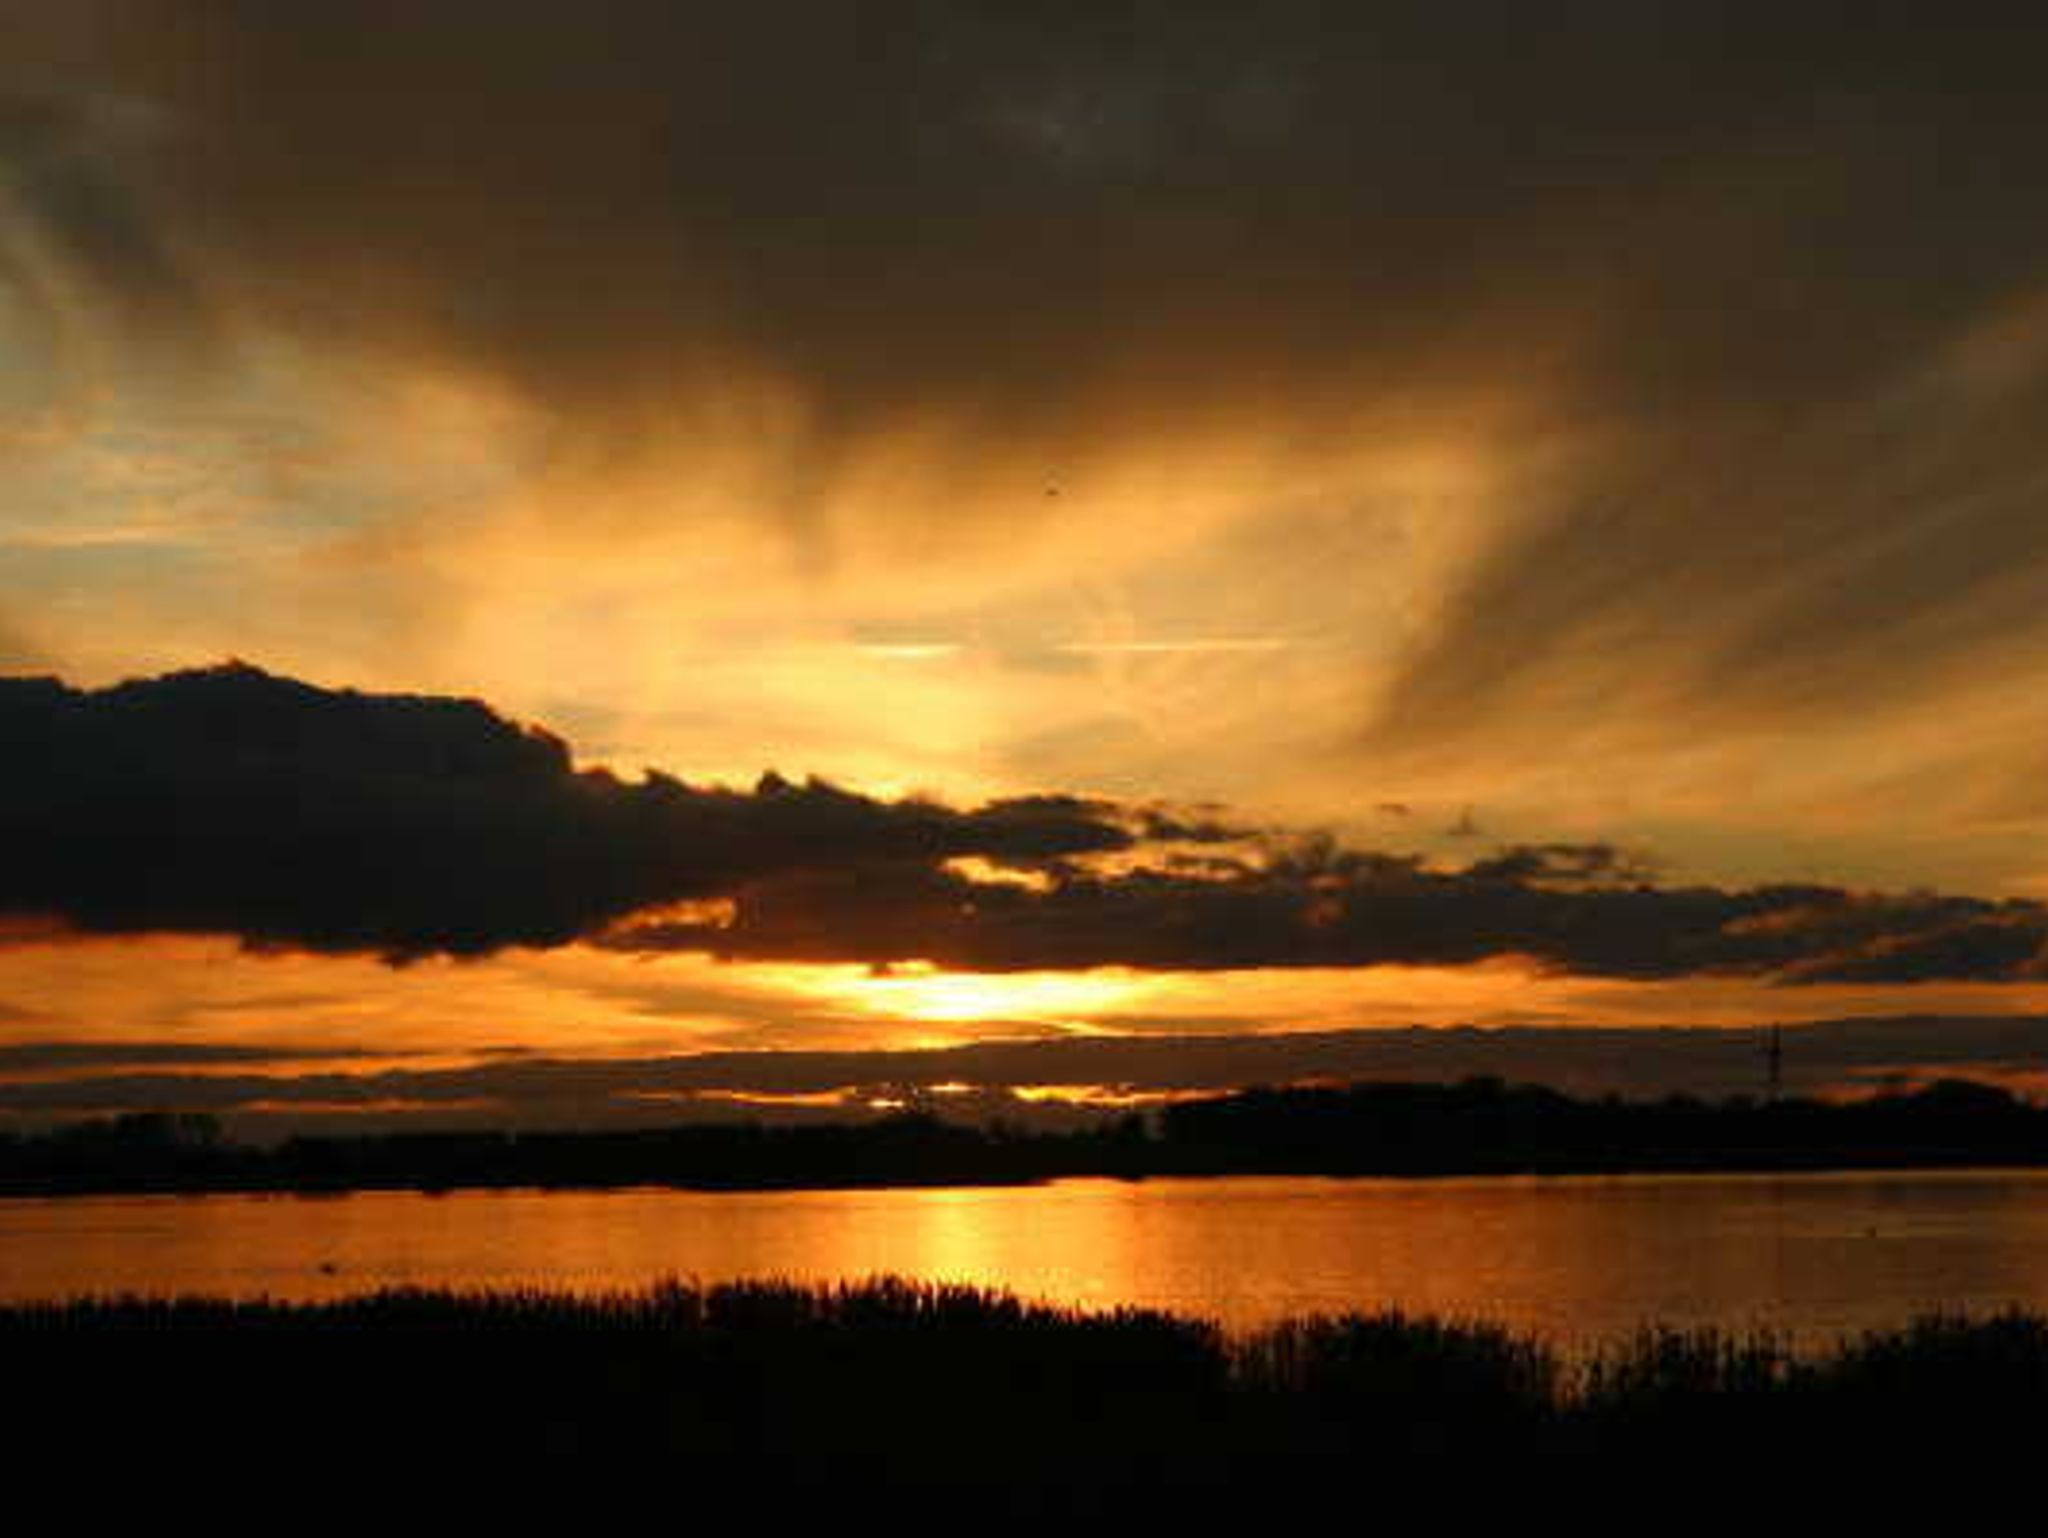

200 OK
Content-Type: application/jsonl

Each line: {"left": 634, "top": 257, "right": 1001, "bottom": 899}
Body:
{"left": 11, "top": 1147, "right": 2048, "bottom": 1201}
{"left": 9, "top": 1075, "right": 2048, "bottom": 1198}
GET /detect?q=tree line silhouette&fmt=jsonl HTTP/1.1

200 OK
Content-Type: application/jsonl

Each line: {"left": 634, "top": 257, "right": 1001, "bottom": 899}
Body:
{"left": 4, "top": 1076, "right": 2047, "bottom": 1195}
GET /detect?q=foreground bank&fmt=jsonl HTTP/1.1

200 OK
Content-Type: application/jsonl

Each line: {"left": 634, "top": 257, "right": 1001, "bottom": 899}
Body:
{"left": 7, "top": 1280, "right": 2043, "bottom": 1508}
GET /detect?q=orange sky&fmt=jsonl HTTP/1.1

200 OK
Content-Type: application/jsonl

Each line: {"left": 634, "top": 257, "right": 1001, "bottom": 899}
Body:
{"left": 9, "top": 8, "right": 2048, "bottom": 1124}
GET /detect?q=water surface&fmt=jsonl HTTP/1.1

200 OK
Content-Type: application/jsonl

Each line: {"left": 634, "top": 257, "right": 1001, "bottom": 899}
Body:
{"left": 8, "top": 1170, "right": 2048, "bottom": 1347}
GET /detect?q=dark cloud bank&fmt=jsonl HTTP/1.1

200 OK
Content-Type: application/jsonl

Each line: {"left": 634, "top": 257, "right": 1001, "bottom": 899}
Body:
{"left": 8, "top": 664, "right": 2048, "bottom": 985}
{"left": 0, "top": 664, "right": 1131, "bottom": 957}
{"left": 13, "top": 4, "right": 2040, "bottom": 431}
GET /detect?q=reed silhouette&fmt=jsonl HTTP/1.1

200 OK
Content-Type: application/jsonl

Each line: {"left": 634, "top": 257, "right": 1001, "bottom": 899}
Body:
{"left": 6, "top": 1280, "right": 2044, "bottom": 1510}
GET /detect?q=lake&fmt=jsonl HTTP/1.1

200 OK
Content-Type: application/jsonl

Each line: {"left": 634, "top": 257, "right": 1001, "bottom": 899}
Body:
{"left": 7, "top": 1169, "right": 2048, "bottom": 1348}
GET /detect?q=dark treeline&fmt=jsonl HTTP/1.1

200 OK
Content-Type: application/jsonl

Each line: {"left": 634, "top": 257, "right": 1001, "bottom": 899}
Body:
{"left": 7, "top": 1280, "right": 2046, "bottom": 1512}
{"left": 1156, "top": 1075, "right": 2048, "bottom": 1175}
{"left": 5, "top": 1076, "right": 2048, "bottom": 1196}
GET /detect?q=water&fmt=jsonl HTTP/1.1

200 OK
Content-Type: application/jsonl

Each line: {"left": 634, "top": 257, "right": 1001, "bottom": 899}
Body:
{"left": 6, "top": 1169, "right": 2048, "bottom": 1348}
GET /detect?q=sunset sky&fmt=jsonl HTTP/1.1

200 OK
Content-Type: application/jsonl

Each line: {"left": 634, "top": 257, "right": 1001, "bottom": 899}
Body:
{"left": 9, "top": 5, "right": 2048, "bottom": 1130}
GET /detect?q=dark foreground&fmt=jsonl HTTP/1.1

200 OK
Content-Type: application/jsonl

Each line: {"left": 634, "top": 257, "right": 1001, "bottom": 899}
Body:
{"left": 6, "top": 1280, "right": 2043, "bottom": 1512}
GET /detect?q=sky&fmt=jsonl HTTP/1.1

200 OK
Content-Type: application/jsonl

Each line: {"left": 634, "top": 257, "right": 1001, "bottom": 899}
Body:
{"left": 8, "top": 4, "right": 2048, "bottom": 1130}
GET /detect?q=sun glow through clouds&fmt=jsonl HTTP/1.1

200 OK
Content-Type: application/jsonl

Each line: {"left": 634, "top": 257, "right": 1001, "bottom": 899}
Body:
{"left": 786, "top": 962, "right": 1160, "bottom": 1029}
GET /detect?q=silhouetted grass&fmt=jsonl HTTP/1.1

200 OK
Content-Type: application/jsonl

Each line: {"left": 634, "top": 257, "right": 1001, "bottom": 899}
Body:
{"left": 5, "top": 1280, "right": 2044, "bottom": 1510}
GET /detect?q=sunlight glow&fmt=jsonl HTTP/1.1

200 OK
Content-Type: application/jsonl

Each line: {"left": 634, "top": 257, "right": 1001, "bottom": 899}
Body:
{"left": 785, "top": 962, "right": 1162, "bottom": 1027}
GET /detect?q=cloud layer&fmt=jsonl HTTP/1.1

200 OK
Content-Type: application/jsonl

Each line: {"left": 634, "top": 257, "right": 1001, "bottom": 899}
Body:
{"left": 0, "top": 664, "right": 1131, "bottom": 957}
{"left": 11, "top": 664, "right": 2048, "bottom": 987}
{"left": 8, "top": 1016, "right": 2048, "bottom": 1123}
{"left": 614, "top": 844, "right": 2048, "bottom": 983}
{"left": 10, "top": 7, "right": 2048, "bottom": 889}
{"left": 13, "top": 6, "right": 2038, "bottom": 437}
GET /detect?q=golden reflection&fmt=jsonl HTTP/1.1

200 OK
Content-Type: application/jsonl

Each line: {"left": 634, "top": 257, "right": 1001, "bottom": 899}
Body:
{"left": 8, "top": 1176, "right": 2048, "bottom": 1345}
{"left": 895, "top": 1186, "right": 1019, "bottom": 1282}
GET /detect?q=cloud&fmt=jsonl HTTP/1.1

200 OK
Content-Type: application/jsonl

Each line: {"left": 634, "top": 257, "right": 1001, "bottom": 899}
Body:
{"left": 9, "top": 7, "right": 2048, "bottom": 875}
{"left": 8, "top": 1016, "right": 2048, "bottom": 1122}
{"left": 1777, "top": 913, "right": 2048, "bottom": 986}
{"left": 0, "top": 85, "right": 214, "bottom": 360}
{"left": 14, "top": 663, "right": 2048, "bottom": 984}
{"left": 0, "top": 1040, "right": 378, "bottom": 1073}
{"left": 0, "top": 663, "right": 1133, "bottom": 958}
{"left": 607, "top": 843, "right": 2048, "bottom": 982}
{"left": 8, "top": 9, "right": 2043, "bottom": 501}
